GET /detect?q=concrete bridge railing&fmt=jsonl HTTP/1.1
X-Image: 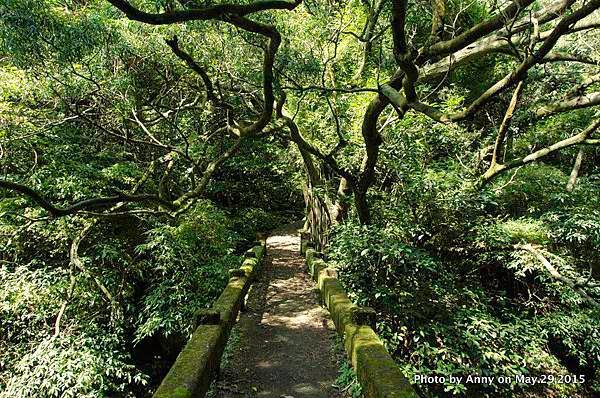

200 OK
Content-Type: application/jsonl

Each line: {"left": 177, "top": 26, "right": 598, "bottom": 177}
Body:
{"left": 303, "top": 244, "right": 419, "bottom": 398}
{"left": 152, "top": 241, "right": 266, "bottom": 398}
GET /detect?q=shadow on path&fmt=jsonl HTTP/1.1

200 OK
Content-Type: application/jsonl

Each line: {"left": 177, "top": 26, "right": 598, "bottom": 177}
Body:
{"left": 215, "top": 224, "right": 342, "bottom": 398}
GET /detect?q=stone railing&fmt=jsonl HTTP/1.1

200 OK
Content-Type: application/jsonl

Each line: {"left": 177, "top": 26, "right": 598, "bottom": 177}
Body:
{"left": 304, "top": 247, "right": 418, "bottom": 398}
{"left": 152, "top": 242, "right": 266, "bottom": 398}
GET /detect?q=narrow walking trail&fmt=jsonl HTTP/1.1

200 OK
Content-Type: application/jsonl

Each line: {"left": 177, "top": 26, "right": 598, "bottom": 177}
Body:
{"left": 215, "top": 224, "right": 343, "bottom": 398}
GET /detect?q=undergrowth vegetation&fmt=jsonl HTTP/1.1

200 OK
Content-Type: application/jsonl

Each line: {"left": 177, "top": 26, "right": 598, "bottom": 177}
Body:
{"left": 1, "top": 0, "right": 599, "bottom": 397}
{"left": 328, "top": 128, "right": 600, "bottom": 397}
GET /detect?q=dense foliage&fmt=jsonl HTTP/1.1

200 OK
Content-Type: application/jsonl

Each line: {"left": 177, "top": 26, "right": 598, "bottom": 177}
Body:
{"left": 1, "top": 0, "right": 598, "bottom": 397}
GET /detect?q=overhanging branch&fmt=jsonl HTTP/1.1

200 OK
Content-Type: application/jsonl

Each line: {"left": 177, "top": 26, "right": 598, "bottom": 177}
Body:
{"left": 106, "top": 0, "right": 302, "bottom": 25}
{"left": 536, "top": 92, "right": 600, "bottom": 117}
{"left": 420, "top": 0, "right": 536, "bottom": 60}
{"left": 166, "top": 36, "right": 218, "bottom": 103}
{"left": 481, "top": 118, "right": 600, "bottom": 183}
{"left": 0, "top": 180, "right": 171, "bottom": 217}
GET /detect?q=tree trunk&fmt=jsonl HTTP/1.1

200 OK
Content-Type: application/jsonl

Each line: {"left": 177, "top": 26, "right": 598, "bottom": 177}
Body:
{"left": 566, "top": 148, "right": 585, "bottom": 192}
{"left": 354, "top": 189, "right": 371, "bottom": 225}
{"left": 331, "top": 177, "right": 352, "bottom": 223}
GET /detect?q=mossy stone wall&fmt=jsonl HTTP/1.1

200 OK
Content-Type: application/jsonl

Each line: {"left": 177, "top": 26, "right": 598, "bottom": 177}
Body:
{"left": 305, "top": 249, "right": 418, "bottom": 398}
{"left": 153, "top": 242, "right": 266, "bottom": 398}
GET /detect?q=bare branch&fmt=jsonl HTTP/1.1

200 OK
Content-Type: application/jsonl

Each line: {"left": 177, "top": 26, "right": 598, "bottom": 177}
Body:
{"left": 461, "top": 0, "right": 600, "bottom": 117}
{"left": 490, "top": 80, "right": 525, "bottom": 167}
{"left": 516, "top": 244, "right": 599, "bottom": 307}
{"left": 536, "top": 92, "right": 600, "bottom": 117}
{"left": 0, "top": 180, "right": 171, "bottom": 217}
{"left": 400, "top": 0, "right": 600, "bottom": 124}
{"left": 106, "top": 0, "right": 302, "bottom": 25}
{"left": 481, "top": 119, "right": 600, "bottom": 183}
{"left": 566, "top": 148, "right": 585, "bottom": 192}
{"left": 420, "top": 0, "right": 536, "bottom": 60}
{"left": 165, "top": 36, "right": 218, "bottom": 103}
{"left": 353, "top": 0, "right": 386, "bottom": 80}
{"left": 54, "top": 271, "right": 76, "bottom": 337}
{"left": 276, "top": 93, "right": 355, "bottom": 185}
{"left": 172, "top": 137, "right": 244, "bottom": 210}
{"left": 131, "top": 108, "right": 171, "bottom": 147}
{"left": 567, "top": 73, "right": 600, "bottom": 97}
{"left": 418, "top": 0, "right": 591, "bottom": 83}
{"left": 281, "top": 85, "right": 379, "bottom": 94}
{"left": 541, "top": 52, "right": 599, "bottom": 65}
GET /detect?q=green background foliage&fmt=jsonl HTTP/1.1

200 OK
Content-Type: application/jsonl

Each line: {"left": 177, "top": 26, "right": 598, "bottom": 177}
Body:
{"left": 1, "top": 0, "right": 599, "bottom": 397}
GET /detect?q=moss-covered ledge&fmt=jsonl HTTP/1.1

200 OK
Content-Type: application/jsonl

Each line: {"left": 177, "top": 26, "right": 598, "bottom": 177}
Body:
{"left": 153, "top": 241, "right": 266, "bottom": 398}
{"left": 305, "top": 248, "right": 418, "bottom": 398}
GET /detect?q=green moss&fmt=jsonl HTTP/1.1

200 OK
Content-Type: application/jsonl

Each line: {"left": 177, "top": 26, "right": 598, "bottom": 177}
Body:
{"left": 300, "top": 240, "right": 309, "bottom": 255}
{"left": 153, "top": 325, "right": 224, "bottom": 398}
{"left": 172, "top": 387, "right": 192, "bottom": 398}
{"left": 349, "top": 307, "right": 377, "bottom": 328}
{"left": 319, "top": 277, "right": 355, "bottom": 331}
{"left": 344, "top": 326, "right": 417, "bottom": 398}
{"left": 306, "top": 252, "right": 418, "bottom": 398}
{"left": 154, "top": 243, "right": 266, "bottom": 398}
{"left": 309, "top": 258, "right": 326, "bottom": 280}
{"left": 214, "top": 277, "right": 246, "bottom": 325}
{"left": 213, "top": 243, "right": 265, "bottom": 325}
{"left": 306, "top": 248, "right": 318, "bottom": 264}
{"left": 255, "top": 245, "right": 265, "bottom": 259}
{"left": 229, "top": 269, "right": 246, "bottom": 278}
{"left": 194, "top": 309, "right": 221, "bottom": 326}
{"left": 247, "top": 245, "right": 266, "bottom": 260}
{"left": 240, "top": 258, "right": 258, "bottom": 277}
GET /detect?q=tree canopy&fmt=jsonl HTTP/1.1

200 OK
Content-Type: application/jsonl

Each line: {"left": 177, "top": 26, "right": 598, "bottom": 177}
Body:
{"left": 0, "top": 0, "right": 599, "bottom": 397}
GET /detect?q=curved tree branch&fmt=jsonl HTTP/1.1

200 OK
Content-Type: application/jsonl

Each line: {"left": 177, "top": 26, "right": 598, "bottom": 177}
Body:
{"left": 225, "top": 15, "right": 281, "bottom": 137}
{"left": 276, "top": 94, "right": 355, "bottom": 185}
{"left": 516, "top": 244, "right": 599, "bottom": 307}
{"left": 420, "top": 0, "right": 536, "bottom": 60}
{"left": 104, "top": 0, "right": 293, "bottom": 214}
{"left": 566, "top": 147, "right": 585, "bottom": 192}
{"left": 458, "top": 0, "right": 600, "bottom": 118}
{"left": 106, "top": 0, "right": 302, "bottom": 25}
{"left": 490, "top": 80, "right": 525, "bottom": 167}
{"left": 172, "top": 136, "right": 244, "bottom": 210}
{"left": 387, "top": 0, "right": 600, "bottom": 124}
{"left": 166, "top": 36, "right": 218, "bottom": 103}
{"left": 481, "top": 118, "right": 600, "bottom": 183}
{"left": 0, "top": 180, "right": 170, "bottom": 217}
{"left": 536, "top": 92, "right": 600, "bottom": 117}
{"left": 567, "top": 73, "right": 600, "bottom": 97}
{"left": 418, "top": 0, "right": 590, "bottom": 83}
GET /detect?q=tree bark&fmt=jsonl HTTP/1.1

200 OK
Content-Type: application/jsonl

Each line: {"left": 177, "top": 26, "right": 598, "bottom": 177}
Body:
{"left": 566, "top": 148, "right": 585, "bottom": 192}
{"left": 354, "top": 189, "right": 371, "bottom": 225}
{"left": 332, "top": 177, "right": 352, "bottom": 223}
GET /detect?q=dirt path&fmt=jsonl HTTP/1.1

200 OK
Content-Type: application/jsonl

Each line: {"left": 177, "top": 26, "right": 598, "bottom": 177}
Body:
{"left": 215, "top": 224, "right": 342, "bottom": 398}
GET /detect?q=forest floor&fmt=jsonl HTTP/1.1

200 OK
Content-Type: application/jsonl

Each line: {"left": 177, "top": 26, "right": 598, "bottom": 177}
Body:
{"left": 214, "top": 223, "right": 345, "bottom": 398}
